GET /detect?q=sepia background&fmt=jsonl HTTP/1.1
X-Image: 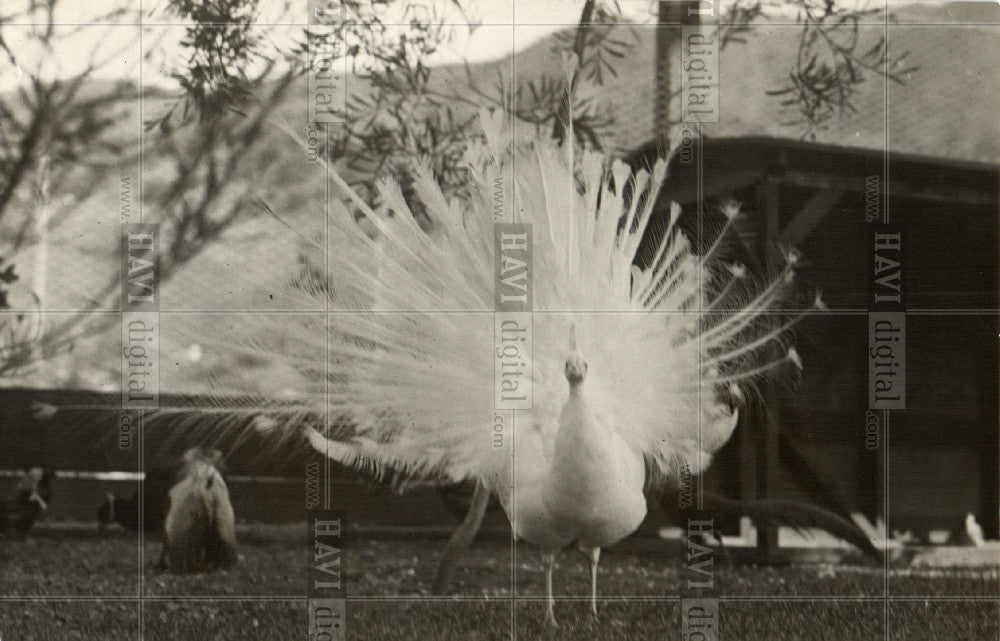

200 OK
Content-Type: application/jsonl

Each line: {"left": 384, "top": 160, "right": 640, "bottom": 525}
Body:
{"left": 0, "top": 1, "right": 997, "bottom": 639}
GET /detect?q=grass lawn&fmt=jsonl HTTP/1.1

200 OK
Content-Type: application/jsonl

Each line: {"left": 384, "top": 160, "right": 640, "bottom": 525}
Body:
{"left": 0, "top": 524, "right": 996, "bottom": 640}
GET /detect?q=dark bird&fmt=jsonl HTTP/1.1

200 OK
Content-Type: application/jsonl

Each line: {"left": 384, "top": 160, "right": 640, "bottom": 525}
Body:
{"left": 658, "top": 486, "right": 884, "bottom": 563}
{"left": 1, "top": 466, "right": 52, "bottom": 537}
{"left": 97, "top": 467, "right": 174, "bottom": 534}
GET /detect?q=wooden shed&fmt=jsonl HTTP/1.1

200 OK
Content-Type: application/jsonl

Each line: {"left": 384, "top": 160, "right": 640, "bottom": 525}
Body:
{"left": 624, "top": 0, "right": 1000, "bottom": 543}
{"left": 634, "top": 136, "right": 999, "bottom": 542}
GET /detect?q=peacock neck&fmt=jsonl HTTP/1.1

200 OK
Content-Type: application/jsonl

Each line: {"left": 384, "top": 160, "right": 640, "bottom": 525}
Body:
{"left": 554, "top": 382, "right": 601, "bottom": 454}
{"left": 545, "top": 378, "right": 642, "bottom": 526}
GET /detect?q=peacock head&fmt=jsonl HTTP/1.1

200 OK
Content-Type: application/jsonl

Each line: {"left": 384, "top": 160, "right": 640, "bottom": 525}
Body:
{"left": 565, "top": 323, "right": 588, "bottom": 384}
{"left": 564, "top": 354, "right": 588, "bottom": 384}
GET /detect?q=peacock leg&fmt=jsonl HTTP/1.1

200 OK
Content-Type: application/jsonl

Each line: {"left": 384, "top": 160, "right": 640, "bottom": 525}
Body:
{"left": 586, "top": 547, "right": 600, "bottom": 617}
{"left": 712, "top": 525, "right": 734, "bottom": 568}
{"left": 544, "top": 552, "right": 557, "bottom": 626}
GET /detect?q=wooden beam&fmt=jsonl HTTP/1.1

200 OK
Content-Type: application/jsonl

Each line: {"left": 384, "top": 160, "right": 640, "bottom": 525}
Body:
{"left": 779, "top": 186, "right": 847, "bottom": 248}
{"left": 655, "top": 1, "right": 702, "bottom": 151}
{"left": 750, "top": 178, "right": 783, "bottom": 562}
{"left": 661, "top": 168, "right": 766, "bottom": 205}
{"left": 777, "top": 170, "right": 995, "bottom": 206}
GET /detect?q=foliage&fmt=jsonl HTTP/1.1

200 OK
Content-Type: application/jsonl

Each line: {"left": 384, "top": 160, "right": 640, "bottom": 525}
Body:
{"left": 758, "top": 0, "right": 918, "bottom": 136}
{"left": 297, "top": 0, "right": 478, "bottom": 199}
{"left": 0, "top": 256, "right": 18, "bottom": 310}
{"left": 157, "top": 0, "right": 918, "bottom": 194}
{"left": 298, "top": 0, "right": 916, "bottom": 191}
{"left": 163, "top": 0, "right": 263, "bottom": 120}
{"left": 0, "top": 1, "right": 135, "bottom": 247}
{"left": 0, "top": 1, "right": 139, "bottom": 376}
{"left": 300, "top": 0, "right": 630, "bottom": 202}
{"left": 0, "top": 0, "right": 300, "bottom": 378}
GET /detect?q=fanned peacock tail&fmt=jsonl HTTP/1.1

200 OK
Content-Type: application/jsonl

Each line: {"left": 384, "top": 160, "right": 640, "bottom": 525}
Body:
{"left": 152, "top": 110, "right": 815, "bottom": 488}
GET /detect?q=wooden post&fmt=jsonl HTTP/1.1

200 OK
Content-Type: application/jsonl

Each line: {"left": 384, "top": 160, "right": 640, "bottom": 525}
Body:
{"left": 756, "top": 176, "right": 782, "bottom": 561}
{"left": 655, "top": 1, "right": 701, "bottom": 152}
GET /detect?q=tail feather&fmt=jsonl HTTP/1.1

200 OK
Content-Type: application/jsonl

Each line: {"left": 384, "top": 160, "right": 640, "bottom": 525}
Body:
{"left": 126, "top": 111, "right": 812, "bottom": 497}
{"left": 661, "top": 488, "right": 883, "bottom": 562}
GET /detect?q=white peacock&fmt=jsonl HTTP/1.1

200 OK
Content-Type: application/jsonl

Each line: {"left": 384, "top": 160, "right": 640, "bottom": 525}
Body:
{"left": 177, "top": 111, "right": 810, "bottom": 625}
